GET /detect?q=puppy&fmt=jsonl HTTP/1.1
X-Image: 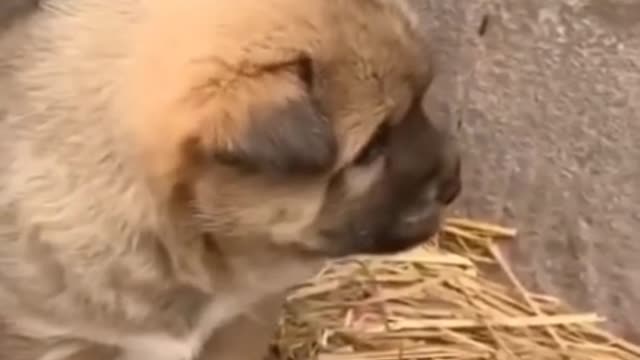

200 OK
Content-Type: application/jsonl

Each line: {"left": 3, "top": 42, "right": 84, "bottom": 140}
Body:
{"left": 0, "top": 0, "right": 462, "bottom": 359}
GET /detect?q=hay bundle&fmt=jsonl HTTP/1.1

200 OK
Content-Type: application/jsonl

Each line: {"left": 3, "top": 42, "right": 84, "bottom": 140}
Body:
{"left": 272, "top": 219, "right": 640, "bottom": 360}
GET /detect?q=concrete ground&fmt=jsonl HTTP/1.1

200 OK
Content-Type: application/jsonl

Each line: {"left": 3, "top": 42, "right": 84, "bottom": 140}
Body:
{"left": 410, "top": 0, "right": 640, "bottom": 342}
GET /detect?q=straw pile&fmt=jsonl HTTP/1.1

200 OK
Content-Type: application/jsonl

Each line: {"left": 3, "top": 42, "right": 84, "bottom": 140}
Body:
{"left": 271, "top": 218, "right": 640, "bottom": 360}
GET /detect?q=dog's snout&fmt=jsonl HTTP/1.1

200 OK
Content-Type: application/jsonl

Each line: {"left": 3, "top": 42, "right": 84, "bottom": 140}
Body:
{"left": 385, "top": 100, "right": 463, "bottom": 212}
{"left": 310, "top": 99, "right": 465, "bottom": 257}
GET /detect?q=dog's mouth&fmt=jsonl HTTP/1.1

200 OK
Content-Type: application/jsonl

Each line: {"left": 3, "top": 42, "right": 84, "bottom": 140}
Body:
{"left": 292, "top": 205, "right": 445, "bottom": 259}
{"left": 347, "top": 211, "right": 444, "bottom": 256}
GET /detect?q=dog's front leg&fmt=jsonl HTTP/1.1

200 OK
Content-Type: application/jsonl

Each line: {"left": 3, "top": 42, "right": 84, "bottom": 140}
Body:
{"left": 196, "top": 294, "right": 285, "bottom": 360}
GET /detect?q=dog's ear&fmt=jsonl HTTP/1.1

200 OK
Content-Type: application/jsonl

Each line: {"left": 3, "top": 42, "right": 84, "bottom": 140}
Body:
{"left": 209, "top": 56, "right": 337, "bottom": 176}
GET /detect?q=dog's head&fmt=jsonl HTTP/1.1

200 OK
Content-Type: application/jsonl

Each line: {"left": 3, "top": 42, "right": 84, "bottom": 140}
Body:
{"left": 123, "top": 0, "right": 461, "bottom": 260}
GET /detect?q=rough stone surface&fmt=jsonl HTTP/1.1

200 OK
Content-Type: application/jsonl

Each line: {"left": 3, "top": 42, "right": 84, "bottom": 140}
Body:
{"left": 411, "top": 0, "right": 640, "bottom": 342}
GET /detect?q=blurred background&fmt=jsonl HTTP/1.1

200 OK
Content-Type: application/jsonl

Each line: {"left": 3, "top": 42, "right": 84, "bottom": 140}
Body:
{"left": 411, "top": 0, "right": 640, "bottom": 342}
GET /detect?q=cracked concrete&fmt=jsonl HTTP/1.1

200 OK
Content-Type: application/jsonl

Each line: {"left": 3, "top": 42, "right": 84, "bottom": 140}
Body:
{"left": 411, "top": 0, "right": 640, "bottom": 342}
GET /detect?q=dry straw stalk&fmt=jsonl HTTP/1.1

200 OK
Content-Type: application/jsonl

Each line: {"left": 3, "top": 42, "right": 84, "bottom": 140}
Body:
{"left": 272, "top": 218, "right": 640, "bottom": 360}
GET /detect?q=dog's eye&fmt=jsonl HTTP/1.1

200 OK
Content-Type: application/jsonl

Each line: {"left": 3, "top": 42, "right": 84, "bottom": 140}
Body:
{"left": 353, "top": 123, "right": 391, "bottom": 166}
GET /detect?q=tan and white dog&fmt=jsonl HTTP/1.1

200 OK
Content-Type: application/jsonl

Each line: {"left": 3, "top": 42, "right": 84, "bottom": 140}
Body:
{"left": 0, "top": 1, "right": 462, "bottom": 359}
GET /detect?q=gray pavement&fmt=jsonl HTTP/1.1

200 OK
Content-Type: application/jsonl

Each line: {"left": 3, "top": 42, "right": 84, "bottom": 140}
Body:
{"left": 412, "top": 0, "right": 640, "bottom": 342}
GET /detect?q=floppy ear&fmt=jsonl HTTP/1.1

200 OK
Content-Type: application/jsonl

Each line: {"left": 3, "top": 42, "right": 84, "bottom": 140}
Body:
{"left": 210, "top": 56, "right": 337, "bottom": 175}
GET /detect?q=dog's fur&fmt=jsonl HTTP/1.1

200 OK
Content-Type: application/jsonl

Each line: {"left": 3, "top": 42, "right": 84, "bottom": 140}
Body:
{"left": 0, "top": 1, "right": 462, "bottom": 359}
{"left": 0, "top": 0, "right": 38, "bottom": 31}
